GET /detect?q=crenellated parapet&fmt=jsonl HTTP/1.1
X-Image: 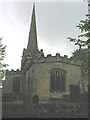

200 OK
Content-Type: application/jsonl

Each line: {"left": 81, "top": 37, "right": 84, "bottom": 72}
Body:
{"left": 35, "top": 52, "right": 81, "bottom": 66}
{"left": 21, "top": 48, "right": 81, "bottom": 73}
{"left": 6, "top": 69, "right": 21, "bottom": 75}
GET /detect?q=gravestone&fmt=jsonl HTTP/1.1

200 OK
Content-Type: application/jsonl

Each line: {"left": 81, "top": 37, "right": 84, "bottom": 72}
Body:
{"left": 69, "top": 85, "right": 80, "bottom": 103}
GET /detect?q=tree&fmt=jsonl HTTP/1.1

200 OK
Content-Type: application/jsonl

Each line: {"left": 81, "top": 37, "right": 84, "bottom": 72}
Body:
{"left": 0, "top": 37, "right": 8, "bottom": 80}
{"left": 67, "top": 1, "right": 90, "bottom": 91}
{"left": 67, "top": 16, "right": 90, "bottom": 49}
{"left": 67, "top": 1, "right": 90, "bottom": 74}
{"left": 71, "top": 49, "right": 89, "bottom": 75}
{"left": 67, "top": 0, "right": 90, "bottom": 49}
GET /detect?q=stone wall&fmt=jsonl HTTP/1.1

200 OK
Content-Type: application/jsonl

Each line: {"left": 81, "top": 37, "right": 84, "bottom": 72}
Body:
{"left": 25, "top": 58, "right": 81, "bottom": 102}
{"left": 2, "top": 69, "right": 24, "bottom": 95}
{"left": 3, "top": 53, "right": 81, "bottom": 103}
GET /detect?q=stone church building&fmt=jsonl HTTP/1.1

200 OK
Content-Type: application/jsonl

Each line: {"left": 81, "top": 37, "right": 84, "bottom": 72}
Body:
{"left": 3, "top": 5, "right": 82, "bottom": 103}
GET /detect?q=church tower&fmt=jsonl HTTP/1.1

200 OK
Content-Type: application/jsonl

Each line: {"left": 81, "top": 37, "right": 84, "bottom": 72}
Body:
{"left": 27, "top": 4, "right": 38, "bottom": 55}
{"left": 21, "top": 4, "right": 39, "bottom": 70}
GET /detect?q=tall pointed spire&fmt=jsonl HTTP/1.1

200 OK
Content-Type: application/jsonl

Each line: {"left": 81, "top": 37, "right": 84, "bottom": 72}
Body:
{"left": 27, "top": 3, "right": 38, "bottom": 54}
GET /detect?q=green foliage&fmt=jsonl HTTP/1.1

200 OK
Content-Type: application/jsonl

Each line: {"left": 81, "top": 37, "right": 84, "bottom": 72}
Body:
{"left": 0, "top": 37, "right": 8, "bottom": 80}
{"left": 67, "top": 37, "right": 85, "bottom": 49}
{"left": 67, "top": 7, "right": 90, "bottom": 75}
{"left": 77, "top": 19, "right": 90, "bottom": 48}
{"left": 71, "top": 48, "right": 89, "bottom": 74}
{"left": 67, "top": 15, "right": 90, "bottom": 49}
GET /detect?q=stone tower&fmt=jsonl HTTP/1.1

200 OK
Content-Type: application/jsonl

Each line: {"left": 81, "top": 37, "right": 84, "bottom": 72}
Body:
{"left": 21, "top": 4, "right": 39, "bottom": 71}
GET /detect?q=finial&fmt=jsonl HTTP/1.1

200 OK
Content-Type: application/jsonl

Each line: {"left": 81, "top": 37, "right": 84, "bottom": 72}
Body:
{"left": 33, "top": 2, "right": 35, "bottom": 10}
{"left": 33, "top": 2, "right": 35, "bottom": 6}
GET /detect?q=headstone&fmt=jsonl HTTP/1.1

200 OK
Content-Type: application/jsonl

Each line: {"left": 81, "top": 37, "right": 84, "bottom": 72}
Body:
{"left": 32, "top": 95, "right": 39, "bottom": 103}
{"left": 69, "top": 85, "right": 80, "bottom": 103}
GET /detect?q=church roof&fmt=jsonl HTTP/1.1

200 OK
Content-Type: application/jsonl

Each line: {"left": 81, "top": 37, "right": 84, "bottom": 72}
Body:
{"left": 27, "top": 4, "right": 38, "bottom": 54}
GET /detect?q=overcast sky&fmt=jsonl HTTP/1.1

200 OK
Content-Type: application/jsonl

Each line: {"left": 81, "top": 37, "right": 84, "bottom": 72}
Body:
{"left": 0, "top": 1, "right": 88, "bottom": 70}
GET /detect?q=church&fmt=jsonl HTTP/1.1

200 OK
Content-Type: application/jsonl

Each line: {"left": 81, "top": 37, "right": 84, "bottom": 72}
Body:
{"left": 2, "top": 4, "right": 82, "bottom": 103}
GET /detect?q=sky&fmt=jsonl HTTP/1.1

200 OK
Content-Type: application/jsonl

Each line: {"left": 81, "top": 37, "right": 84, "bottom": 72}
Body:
{"left": 0, "top": 1, "right": 88, "bottom": 71}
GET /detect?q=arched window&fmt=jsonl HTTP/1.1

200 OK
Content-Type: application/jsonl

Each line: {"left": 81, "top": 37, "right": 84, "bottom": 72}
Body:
{"left": 50, "top": 68, "right": 67, "bottom": 92}
{"left": 13, "top": 77, "right": 20, "bottom": 93}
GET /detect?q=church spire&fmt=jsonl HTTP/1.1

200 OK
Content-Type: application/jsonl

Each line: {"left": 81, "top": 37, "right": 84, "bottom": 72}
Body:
{"left": 27, "top": 3, "right": 38, "bottom": 54}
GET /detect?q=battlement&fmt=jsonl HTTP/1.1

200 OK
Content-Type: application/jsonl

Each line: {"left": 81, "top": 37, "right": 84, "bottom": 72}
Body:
{"left": 46, "top": 54, "right": 52, "bottom": 57}
{"left": 6, "top": 69, "right": 21, "bottom": 75}
{"left": 36, "top": 53, "right": 81, "bottom": 66}
{"left": 45, "top": 53, "right": 68, "bottom": 58}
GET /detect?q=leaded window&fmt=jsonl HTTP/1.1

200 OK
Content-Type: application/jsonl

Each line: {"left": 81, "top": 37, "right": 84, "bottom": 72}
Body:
{"left": 13, "top": 78, "right": 20, "bottom": 93}
{"left": 50, "top": 68, "right": 67, "bottom": 92}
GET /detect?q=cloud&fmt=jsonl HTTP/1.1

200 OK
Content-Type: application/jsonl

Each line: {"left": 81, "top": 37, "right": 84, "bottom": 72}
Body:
{"left": 0, "top": 2, "right": 87, "bottom": 70}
